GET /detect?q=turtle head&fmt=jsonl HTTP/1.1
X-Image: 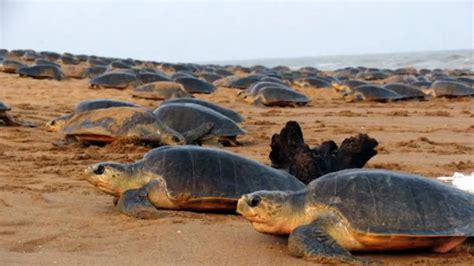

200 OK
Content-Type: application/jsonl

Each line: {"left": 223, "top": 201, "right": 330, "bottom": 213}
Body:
{"left": 84, "top": 162, "right": 149, "bottom": 196}
{"left": 237, "top": 190, "right": 308, "bottom": 235}
{"left": 45, "top": 114, "right": 71, "bottom": 132}
{"left": 155, "top": 120, "right": 186, "bottom": 145}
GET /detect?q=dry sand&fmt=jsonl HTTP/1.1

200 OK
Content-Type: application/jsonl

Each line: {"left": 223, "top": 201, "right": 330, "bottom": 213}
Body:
{"left": 0, "top": 72, "right": 473, "bottom": 265}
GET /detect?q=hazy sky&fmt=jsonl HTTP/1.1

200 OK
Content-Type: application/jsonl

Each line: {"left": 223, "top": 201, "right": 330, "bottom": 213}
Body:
{"left": 1, "top": 0, "right": 472, "bottom": 63}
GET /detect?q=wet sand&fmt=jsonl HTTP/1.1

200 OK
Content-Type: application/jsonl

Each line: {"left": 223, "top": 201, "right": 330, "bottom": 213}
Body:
{"left": 0, "top": 72, "right": 473, "bottom": 265}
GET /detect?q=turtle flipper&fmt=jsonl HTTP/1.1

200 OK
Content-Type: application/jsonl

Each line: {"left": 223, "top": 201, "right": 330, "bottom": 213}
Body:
{"left": 182, "top": 122, "right": 214, "bottom": 144}
{"left": 116, "top": 181, "right": 172, "bottom": 219}
{"left": 289, "top": 224, "right": 356, "bottom": 263}
{"left": 288, "top": 215, "right": 377, "bottom": 265}
{"left": 1, "top": 114, "right": 35, "bottom": 127}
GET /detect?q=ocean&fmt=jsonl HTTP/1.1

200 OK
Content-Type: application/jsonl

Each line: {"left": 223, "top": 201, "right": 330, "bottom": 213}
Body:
{"left": 208, "top": 49, "right": 473, "bottom": 71}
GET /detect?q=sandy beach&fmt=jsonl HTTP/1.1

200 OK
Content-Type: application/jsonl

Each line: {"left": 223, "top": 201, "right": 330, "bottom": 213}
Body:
{"left": 0, "top": 71, "right": 473, "bottom": 265}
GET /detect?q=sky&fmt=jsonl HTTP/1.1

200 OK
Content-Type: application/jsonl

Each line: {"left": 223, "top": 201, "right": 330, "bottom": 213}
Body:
{"left": 0, "top": 0, "right": 472, "bottom": 63}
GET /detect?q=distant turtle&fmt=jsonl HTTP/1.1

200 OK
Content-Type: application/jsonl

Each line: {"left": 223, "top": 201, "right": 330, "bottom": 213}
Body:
{"left": 238, "top": 81, "right": 288, "bottom": 98}
{"left": 175, "top": 77, "right": 216, "bottom": 94}
{"left": 343, "top": 85, "right": 404, "bottom": 102}
{"left": 383, "top": 83, "right": 426, "bottom": 100}
{"left": 17, "top": 65, "right": 65, "bottom": 80}
{"left": 171, "top": 72, "right": 194, "bottom": 80}
{"left": 426, "top": 81, "right": 474, "bottom": 98}
{"left": 153, "top": 103, "right": 246, "bottom": 146}
{"left": 46, "top": 99, "right": 141, "bottom": 132}
{"left": 90, "top": 72, "right": 142, "bottom": 89}
{"left": 131, "top": 81, "right": 191, "bottom": 100}
{"left": 198, "top": 72, "right": 224, "bottom": 83}
{"left": 331, "top": 79, "right": 368, "bottom": 93}
{"left": 355, "top": 70, "right": 388, "bottom": 80}
{"left": 228, "top": 74, "right": 264, "bottom": 89}
{"left": 237, "top": 169, "right": 474, "bottom": 263}
{"left": 61, "top": 107, "right": 189, "bottom": 145}
{"left": 62, "top": 65, "right": 87, "bottom": 79}
{"left": 84, "top": 66, "right": 107, "bottom": 78}
{"left": 61, "top": 55, "right": 79, "bottom": 65}
{"left": 0, "top": 101, "right": 34, "bottom": 127}
{"left": 40, "top": 51, "right": 61, "bottom": 61}
{"left": 294, "top": 77, "right": 332, "bottom": 88}
{"left": 34, "top": 59, "right": 61, "bottom": 68}
{"left": 161, "top": 97, "right": 244, "bottom": 123}
{"left": 1, "top": 60, "right": 26, "bottom": 73}
{"left": 137, "top": 71, "right": 171, "bottom": 84}
{"left": 84, "top": 146, "right": 305, "bottom": 217}
{"left": 212, "top": 75, "right": 241, "bottom": 87}
{"left": 244, "top": 86, "right": 310, "bottom": 107}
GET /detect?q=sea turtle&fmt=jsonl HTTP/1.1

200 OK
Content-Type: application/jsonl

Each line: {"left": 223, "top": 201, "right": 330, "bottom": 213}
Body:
{"left": 61, "top": 106, "right": 191, "bottom": 146}
{"left": 131, "top": 81, "right": 191, "bottom": 100}
{"left": 237, "top": 168, "right": 474, "bottom": 263}
{"left": 46, "top": 99, "right": 141, "bottom": 132}
{"left": 228, "top": 74, "right": 265, "bottom": 89}
{"left": 331, "top": 79, "right": 368, "bottom": 93}
{"left": 342, "top": 85, "right": 404, "bottom": 102}
{"left": 62, "top": 65, "right": 88, "bottom": 79}
{"left": 425, "top": 81, "right": 474, "bottom": 98}
{"left": 84, "top": 146, "right": 305, "bottom": 217}
{"left": 84, "top": 66, "right": 108, "bottom": 78}
{"left": 1, "top": 60, "right": 26, "bottom": 73}
{"left": 175, "top": 77, "right": 216, "bottom": 94}
{"left": 198, "top": 72, "right": 224, "bottom": 83}
{"left": 0, "top": 101, "right": 34, "bottom": 127}
{"left": 137, "top": 71, "right": 171, "bottom": 84}
{"left": 383, "top": 83, "right": 426, "bottom": 100}
{"left": 153, "top": 103, "right": 246, "bottom": 146}
{"left": 161, "top": 97, "right": 244, "bottom": 123}
{"left": 34, "top": 59, "right": 61, "bottom": 68}
{"left": 17, "top": 65, "right": 65, "bottom": 80}
{"left": 90, "top": 72, "right": 142, "bottom": 89}
{"left": 238, "top": 81, "right": 289, "bottom": 98}
{"left": 40, "top": 51, "right": 61, "bottom": 61}
{"left": 294, "top": 77, "right": 332, "bottom": 89}
{"left": 61, "top": 55, "right": 79, "bottom": 65}
{"left": 244, "top": 86, "right": 310, "bottom": 107}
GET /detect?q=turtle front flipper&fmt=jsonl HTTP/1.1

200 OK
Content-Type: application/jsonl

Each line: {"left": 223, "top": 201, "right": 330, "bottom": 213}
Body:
{"left": 116, "top": 181, "right": 173, "bottom": 219}
{"left": 288, "top": 215, "right": 378, "bottom": 265}
{"left": 182, "top": 122, "right": 214, "bottom": 144}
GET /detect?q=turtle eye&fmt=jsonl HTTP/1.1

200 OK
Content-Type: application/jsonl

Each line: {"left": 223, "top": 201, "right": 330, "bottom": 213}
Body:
{"left": 249, "top": 196, "right": 261, "bottom": 207}
{"left": 50, "top": 120, "right": 56, "bottom": 125}
{"left": 172, "top": 136, "right": 181, "bottom": 143}
{"left": 93, "top": 165, "right": 105, "bottom": 175}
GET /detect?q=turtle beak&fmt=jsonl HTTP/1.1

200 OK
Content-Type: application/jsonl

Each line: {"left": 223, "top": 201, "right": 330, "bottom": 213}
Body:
{"left": 236, "top": 195, "right": 250, "bottom": 216}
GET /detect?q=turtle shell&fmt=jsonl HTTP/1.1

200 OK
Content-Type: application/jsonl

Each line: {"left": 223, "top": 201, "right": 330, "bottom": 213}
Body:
{"left": 0, "top": 101, "right": 11, "bottom": 111}
{"left": 142, "top": 146, "right": 305, "bottom": 202}
{"left": 153, "top": 103, "right": 245, "bottom": 137}
{"left": 1, "top": 60, "right": 26, "bottom": 73}
{"left": 352, "top": 85, "right": 404, "bottom": 101}
{"left": 74, "top": 99, "right": 139, "bottom": 113}
{"left": 307, "top": 169, "right": 474, "bottom": 236}
{"left": 175, "top": 77, "right": 216, "bottom": 94}
{"left": 137, "top": 71, "right": 171, "bottom": 84}
{"left": 257, "top": 86, "right": 310, "bottom": 106}
{"left": 17, "top": 65, "right": 65, "bottom": 80}
{"left": 161, "top": 97, "right": 244, "bottom": 123}
{"left": 431, "top": 81, "right": 474, "bottom": 97}
{"left": 229, "top": 74, "right": 264, "bottom": 89}
{"left": 90, "top": 72, "right": 140, "bottom": 89}
{"left": 245, "top": 81, "right": 289, "bottom": 97}
{"left": 132, "top": 82, "right": 190, "bottom": 100}
{"left": 63, "top": 107, "right": 156, "bottom": 143}
{"left": 383, "top": 83, "right": 426, "bottom": 99}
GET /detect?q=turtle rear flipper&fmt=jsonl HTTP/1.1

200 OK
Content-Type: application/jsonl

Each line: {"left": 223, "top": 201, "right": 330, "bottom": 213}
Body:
{"left": 182, "top": 122, "right": 214, "bottom": 144}
{"left": 117, "top": 182, "right": 173, "bottom": 219}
